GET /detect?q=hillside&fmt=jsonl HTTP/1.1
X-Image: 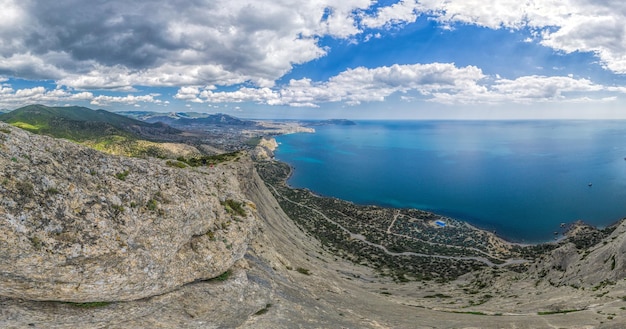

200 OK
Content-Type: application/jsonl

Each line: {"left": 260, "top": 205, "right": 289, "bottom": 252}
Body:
{"left": 0, "top": 105, "right": 198, "bottom": 158}
{"left": 143, "top": 112, "right": 255, "bottom": 127}
{"left": 0, "top": 104, "right": 182, "bottom": 141}
{"left": 1, "top": 125, "right": 626, "bottom": 328}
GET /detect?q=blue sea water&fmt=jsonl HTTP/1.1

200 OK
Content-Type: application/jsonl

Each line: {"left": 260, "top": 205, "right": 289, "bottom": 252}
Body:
{"left": 274, "top": 120, "right": 626, "bottom": 243}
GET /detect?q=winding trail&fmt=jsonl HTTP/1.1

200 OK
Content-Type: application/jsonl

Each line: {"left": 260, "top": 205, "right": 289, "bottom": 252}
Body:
{"left": 267, "top": 183, "right": 529, "bottom": 268}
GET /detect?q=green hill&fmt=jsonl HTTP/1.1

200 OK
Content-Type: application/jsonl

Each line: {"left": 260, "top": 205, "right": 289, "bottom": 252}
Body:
{"left": 0, "top": 104, "right": 186, "bottom": 157}
{"left": 0, "top": 104, "right": 180, "bottom": 141}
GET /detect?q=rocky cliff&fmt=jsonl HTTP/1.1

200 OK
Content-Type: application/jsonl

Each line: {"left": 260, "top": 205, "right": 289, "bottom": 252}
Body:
{"left": 0, "top": 122, "right": 256, "bottom": 302}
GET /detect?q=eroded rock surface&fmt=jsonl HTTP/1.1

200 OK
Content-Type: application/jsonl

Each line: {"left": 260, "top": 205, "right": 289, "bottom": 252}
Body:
{"left": 0, "top": 122, "right": 256, "bottom": 302}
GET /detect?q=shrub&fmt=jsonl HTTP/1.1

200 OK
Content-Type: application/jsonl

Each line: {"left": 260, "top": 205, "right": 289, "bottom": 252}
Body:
{"left": 46, "top": 187, "right": 60, "bottom": 195}
{"left": 147, "top": 199, "right": 158, "bottom": 211}
{"left": 211, "top": 270, "right": 232, "bottom": 282}
{"left": 254, "top": 303, "right": 272, "bottom": 316}
{"left": 65, "top": 302, "right": 112, "bottom": 308}
{"left": 223, "top": 199, "right": 246, "bottom": 217}
{"left": 166, "top": 160, "right": 187, "bottom": 168}
{"left": 16, "top": 181, "right": 34, "bottom": 198}
{"left": 296, "top": 267, "right": 311, "bottom": 275}
{"left": 115, "top": 170, "right": 129, "bottom": 181}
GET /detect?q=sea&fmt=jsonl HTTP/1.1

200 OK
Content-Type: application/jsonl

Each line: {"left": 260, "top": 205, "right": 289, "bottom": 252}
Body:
{"left": 274, "top": 120, "right": 626, "bottom": 243}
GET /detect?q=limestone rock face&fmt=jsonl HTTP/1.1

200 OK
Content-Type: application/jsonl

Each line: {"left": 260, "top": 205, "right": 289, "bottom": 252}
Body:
{"left": 0, "top": 123, "right": 256, "bottom": 302}
{"left": 530, "top": 220, "right": 626, "bottom": 287}
{"left": 250, "top": 137, "right": 278, "bottom": 161}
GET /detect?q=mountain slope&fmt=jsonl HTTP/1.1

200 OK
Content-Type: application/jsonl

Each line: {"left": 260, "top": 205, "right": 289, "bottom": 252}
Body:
{"left": 0, "top": 105, "right": 198, "bottom": 158}
{"left": 0, "top": 104, "right": 181, "bottom": 142}
{"left": 143, "top": 112, "right": 255, "bottom": 127}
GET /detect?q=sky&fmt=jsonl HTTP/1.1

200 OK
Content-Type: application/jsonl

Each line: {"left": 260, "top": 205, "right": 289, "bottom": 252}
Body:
{"left": 2, "top": 0, "right": 626, "bottom": 119}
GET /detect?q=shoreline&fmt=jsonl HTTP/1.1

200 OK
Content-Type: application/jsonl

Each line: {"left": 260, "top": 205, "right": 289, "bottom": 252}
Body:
{"left": 267, "top": 132, "right": 622, "bottom": 246}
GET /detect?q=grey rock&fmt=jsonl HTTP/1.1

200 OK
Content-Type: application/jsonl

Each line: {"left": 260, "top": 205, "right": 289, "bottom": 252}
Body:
{"left": 0, "top": 122, "right": 256, "bottom": 302}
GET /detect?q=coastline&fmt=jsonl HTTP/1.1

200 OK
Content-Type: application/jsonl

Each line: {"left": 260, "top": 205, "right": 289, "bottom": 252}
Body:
{"left": 270, "top": 120, "right": 626, "bottom": 243}
{"left": 254, "top": 158, "right": 563, "bottom": 281}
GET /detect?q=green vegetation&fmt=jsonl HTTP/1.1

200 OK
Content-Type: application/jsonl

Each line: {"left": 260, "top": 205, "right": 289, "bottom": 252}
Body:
{"left": 111, "top": 204, "right": 125, "bottom": 215}
{"left": 0, "top": 104, "right": 183, "bottom": 158}
{"left": 611, "top": 255, "right": 616, "bottom": 270}
{"left": 115, "top": 170, "right": 129, "bottom": 181}
{"left": 16, "top": 180, "right": 34, "bottom": 198}
{"left": 0, "top": 127, "right": 12, "bottom": 134}
{"left": 176, "top": 151, "right": 241, "bottom": 167}
{"left": 423, "top": 294, "right": 452, "bottom": 299}
{"left": 210, "top": 270, "right": 232, "bottom": 282}
{"left": 592, "top": 280, "right": 615, "bottom": 291}
{"left": 166, "top": 160, "right": 187, "bottom": 168}
{"left": 30, "top": 236, "right": 43, "bottom": 250}
{"left": 254, "top": 303, "right": 272, "bottom": 316}
{"left": 296, "top": 267, "right": 311, "bottom": 275}
{"left": 538, "top": 309, "right": 582, "bottom": 315}
{"left": 64, "top": 302, "right": 112, "bottom": 309}
{"left": 147, "top": 199, "right": 158, "bottom": 211}
{"left": 245, "top": 137, "right": 262, "bottom": 147}
{"left": 452, "top": 311, "right": 487, "bottom": 316}
{"left": 11, "top": 121, "right": 45, "bottom": 132}
{"left": 255, "top": 160, "right": 555, "bottom": 282}
{"left": 46, "top": 187, "right": 60, "bottom": 195}
{"left": 223, "top": 199, "right": 246, "bottom": 217}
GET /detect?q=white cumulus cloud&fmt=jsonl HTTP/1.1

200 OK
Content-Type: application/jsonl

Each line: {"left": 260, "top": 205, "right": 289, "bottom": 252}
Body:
{"left": 360, "top": 0, "right": 626, "bottom": 74}
{"left": 185, "top": 63, "right": 625, "bottom": 106}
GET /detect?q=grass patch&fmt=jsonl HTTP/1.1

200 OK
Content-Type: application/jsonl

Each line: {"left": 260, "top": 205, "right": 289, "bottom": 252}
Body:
{"left": 166, "top": 160, "right": 187, "bottom": 168}
{"left": 223, "top": 199, "right": 246, "bottom": 217}
{"left": 254, "top": 303, "right": 272, "bottom": 316}
{"left": 538, "top": 309, "right": 582, "bottom": 315}
{"left": 296, "top": 267, "right": 311, "bottom": 275}
{"left": 10, "top": 121, "right": 46, "bottom": 132}
{"left": 115, "top": 170, "right": 130, "bottom": 181}
{"left": 0, "top": 128, "right": 11, "bottom": 134}
{"left": 453, "top": 311, "right": 487, "bottom": 316}
{"left": 210, "top": 270, "right": 232, "bottom": 282}
{"left": 146, "top": 199, "right": 158, "bottom": 211}
{"left": 65, "top": 301, "right": 112, "bottom": 308}
{"left": 46, "top": 187, "right": 60, "bottom": 195}
{"left": 176, "top": 152, "right": 241, "bottom": 167}
{"left": 424, "top": 293, "right": 452, "bottom": 299}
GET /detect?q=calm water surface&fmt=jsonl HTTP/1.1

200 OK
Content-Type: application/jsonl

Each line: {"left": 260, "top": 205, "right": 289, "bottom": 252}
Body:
{"left": 274, "top": 121, "right": 626, "bottom": 242}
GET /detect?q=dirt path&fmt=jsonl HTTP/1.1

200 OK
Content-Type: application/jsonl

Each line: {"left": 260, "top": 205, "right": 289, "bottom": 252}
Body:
{"left": 267, "top": 183, "right": 529, "bottom": 268}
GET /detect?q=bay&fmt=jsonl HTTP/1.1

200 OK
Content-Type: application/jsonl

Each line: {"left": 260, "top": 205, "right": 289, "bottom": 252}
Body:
{"left": 274, "top": 120, "right": 626, "bottom": 243}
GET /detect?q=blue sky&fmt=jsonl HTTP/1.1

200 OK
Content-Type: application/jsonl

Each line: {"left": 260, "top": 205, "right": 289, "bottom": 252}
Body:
{"left": 2, "top": 0, "right": 626, "bottom": 119}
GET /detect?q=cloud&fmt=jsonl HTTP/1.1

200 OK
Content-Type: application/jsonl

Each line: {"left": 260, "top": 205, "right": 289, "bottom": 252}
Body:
{"left": 183, "top": 63, "right": 625, "bottom": 106}
{"left": 361, "top": 0, "right": 419, "bottom": 29}
{"left": 360, "top": 0, "right": 626, "bottom": 74}
{"left": 1, "top": 0, "right": 377, "bottom": 90}
{"left": 0, "top": 82, "right": 162, "bottom": 109}
{"left": 90, "top": 94, "right": 163, "bottom": 106}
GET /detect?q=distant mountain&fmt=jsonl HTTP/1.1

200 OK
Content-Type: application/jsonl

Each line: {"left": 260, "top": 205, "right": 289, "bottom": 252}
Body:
{"left": 143, "top": 112, "right": 256, "bottom": 128}
{"left": 0, "top": 104, "right": 181, "bottom": 142}
{"left": 303, "top": 119, "right": 357, "bottom": 126}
